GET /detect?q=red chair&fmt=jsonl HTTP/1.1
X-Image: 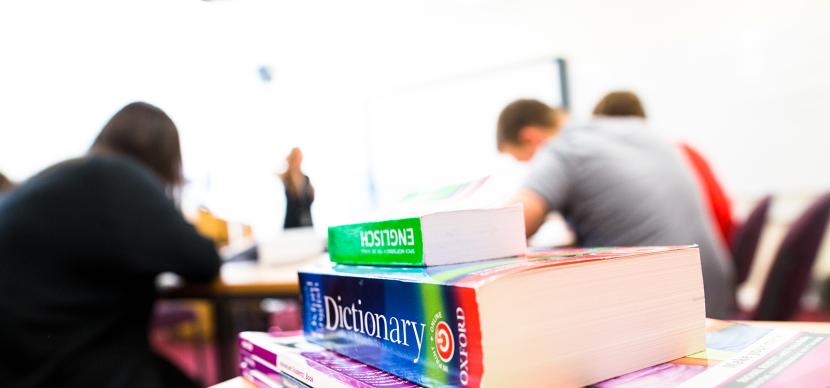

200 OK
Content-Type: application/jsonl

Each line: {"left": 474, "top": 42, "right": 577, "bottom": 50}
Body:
{"left": 753, "top": 193, "right": 830, "bottom": 320}
{"left": 731, "top": 195, "right": 773, "bottom": 286}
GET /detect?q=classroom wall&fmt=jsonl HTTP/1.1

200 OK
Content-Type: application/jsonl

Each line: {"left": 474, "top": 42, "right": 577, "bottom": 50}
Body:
{"left": 1, "top": 0, "right": 828, "bottom": 229}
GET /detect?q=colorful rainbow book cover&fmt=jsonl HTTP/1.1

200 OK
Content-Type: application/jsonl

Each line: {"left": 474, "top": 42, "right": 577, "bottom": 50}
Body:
{"left": 596, "top": 320, "right": 830, "bottom": 387}
{"left": 299, "top": 246, "right": 690, "bottom": 387}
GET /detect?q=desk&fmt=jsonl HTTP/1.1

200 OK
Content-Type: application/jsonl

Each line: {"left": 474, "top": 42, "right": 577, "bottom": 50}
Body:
{"left": 161, "top": 257, "right": 322, "bottom": 381}
{"left": 208, "top": 319, "right": 830, "bottom": 388}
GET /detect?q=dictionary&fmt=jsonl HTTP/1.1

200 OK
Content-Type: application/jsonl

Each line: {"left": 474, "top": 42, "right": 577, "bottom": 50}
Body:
{"left": 300, "top": 246, "right": 707, "bottom": 387}
{"left": 327, "top": 205, "right": 525, "bottom": 266}
{"left": 238, "top": 331, "right": 420, "bottom": 388}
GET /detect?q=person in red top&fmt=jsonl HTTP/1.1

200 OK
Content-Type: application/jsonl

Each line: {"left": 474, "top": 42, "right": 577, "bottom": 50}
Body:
{"left": 677, "top": 143, "right": 735, "bottom": 247}
{"left": 592, "top": 91, "right": 735, "bottom": 248}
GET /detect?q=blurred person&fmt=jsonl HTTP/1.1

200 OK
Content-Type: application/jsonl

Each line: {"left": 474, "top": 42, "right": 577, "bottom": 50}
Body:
{"left": 591, "top": 90, "right": 647, "bottom": 117}
{"left": 0, "top": 102, "right": 220, "bottom": 388}
{"left": 593, "top": 91, "right": 736, "bottom": 248}
{"left": 498, "top": 98, "right": 735, "bottom": 318}
{"left": 279, "top": 147, "right": 314, "bottom": 228}
{"left": 496, "top": 102, "right": 568, "bottom": 161}
{"left": 0, "top": 171, "right": 14, "bottom": 193}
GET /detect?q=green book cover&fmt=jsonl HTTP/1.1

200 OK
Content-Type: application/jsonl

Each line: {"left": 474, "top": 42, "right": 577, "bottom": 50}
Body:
{"left": 328, "top": 218, "right": 425, "bottom": 265}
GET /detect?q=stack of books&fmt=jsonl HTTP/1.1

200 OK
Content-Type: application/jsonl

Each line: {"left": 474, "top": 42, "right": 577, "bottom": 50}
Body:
{"left": 239, "top": 318, "right": 830, "bottom": 387}
{"left": 239, "top": 331, "right": 420, "bottom": 387}
{"left": 237, "top": 199, "right": 722, "bottom": 387}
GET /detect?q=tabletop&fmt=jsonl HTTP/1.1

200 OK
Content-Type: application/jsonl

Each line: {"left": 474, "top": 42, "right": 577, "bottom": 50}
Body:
{"left": 160, "top": 255, "right": 324, "bottom": 381}
{"left": 161, "top": 255, "right": 323, "bottom": 298}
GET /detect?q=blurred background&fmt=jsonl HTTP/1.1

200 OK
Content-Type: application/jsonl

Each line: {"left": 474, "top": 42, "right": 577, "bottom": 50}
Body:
{"left": 3, "top": 0, "right": 828, "bottom": 225}
{"left": 2, "top": 0, "right": 830, "bottom": 384}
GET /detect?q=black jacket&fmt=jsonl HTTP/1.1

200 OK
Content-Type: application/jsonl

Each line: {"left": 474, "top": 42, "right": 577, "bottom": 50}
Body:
{"left": 0, "top": 155, "right": 221, "bottom": 388}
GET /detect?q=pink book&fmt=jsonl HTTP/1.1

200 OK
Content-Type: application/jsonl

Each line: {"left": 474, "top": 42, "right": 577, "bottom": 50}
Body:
{"left": 238, "top": 331, "right": 419, "bottom": 388}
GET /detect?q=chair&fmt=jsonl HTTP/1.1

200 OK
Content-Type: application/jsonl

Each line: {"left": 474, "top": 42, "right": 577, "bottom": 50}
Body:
{"left": 753, "top": 193, "right": 830, "bottom": 321}
{"left": 152, "top": 302, "right": 210, "bottom": 385}
{"left": 731, "top": 195, "right": 773, "bottom": 286}
{"left": 821, "top": 275, "right": 830, "bottom": 312}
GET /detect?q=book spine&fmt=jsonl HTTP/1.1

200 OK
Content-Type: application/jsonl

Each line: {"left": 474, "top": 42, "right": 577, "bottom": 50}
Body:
{"left": 240, "top": 351, "right": 309, "bottom": 388}
{"left": 239, "top": 334, "right": 396, "bottom": 388}
{"left": 327, "top": 218, "right": 426, "bottom": 265}
{"left": 239, "top": 352, "right": 287, "bottom": 388}
{"left": 240, "top": 369, "right": 280, "bottom": 388}
{"left": 239, "top": 334, "right": 278, "bottom": 366}
{"left": 300, "top": 271, "right": 484, "bottom": 387}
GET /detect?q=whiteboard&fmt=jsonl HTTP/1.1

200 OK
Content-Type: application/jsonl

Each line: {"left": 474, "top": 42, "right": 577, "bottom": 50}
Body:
{"left": 367, "top": 59, "right": 565, "bottom": 207}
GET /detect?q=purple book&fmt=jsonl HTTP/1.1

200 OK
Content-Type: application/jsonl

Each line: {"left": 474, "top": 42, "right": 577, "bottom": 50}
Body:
{"left": 240, "top": 355, "right": 308, "bottom": 388}
{"left": 239, "top": 331, "right": 420, "bottom": 388}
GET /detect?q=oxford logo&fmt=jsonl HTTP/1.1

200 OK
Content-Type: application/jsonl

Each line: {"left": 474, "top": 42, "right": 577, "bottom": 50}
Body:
{"left": 435, "top": 320, "right": 455, "bottom": 362}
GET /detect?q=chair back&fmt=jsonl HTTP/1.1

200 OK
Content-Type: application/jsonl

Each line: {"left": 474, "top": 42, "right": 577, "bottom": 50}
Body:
{"left": 754, "top": 193, "right": 830, "bottom": 320}
{"left": 731, "top": 195, "right": 773, "bottom": 285}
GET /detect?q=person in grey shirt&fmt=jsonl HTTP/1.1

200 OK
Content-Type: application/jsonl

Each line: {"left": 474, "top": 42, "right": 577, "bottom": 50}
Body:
{"left": 497, "top": 98, "right": 736, "bottom": 318}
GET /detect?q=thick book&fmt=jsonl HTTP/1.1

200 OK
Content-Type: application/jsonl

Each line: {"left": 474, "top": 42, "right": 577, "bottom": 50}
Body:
{"left": 299, "top": 246, "right": 706, "bottom": 387}
{"left": 597, "top": 319, "right": 830, "bottom": 387}
{"left": 327, "top": 205, "right": 525, "bottom": 266}
{"left": 238, "top": 331, "right": 419, "bottom": 387}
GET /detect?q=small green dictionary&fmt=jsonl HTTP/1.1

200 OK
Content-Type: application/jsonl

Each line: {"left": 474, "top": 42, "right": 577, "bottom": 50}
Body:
{"left": 327, "top": 206, "right": 526, "bottom": 266}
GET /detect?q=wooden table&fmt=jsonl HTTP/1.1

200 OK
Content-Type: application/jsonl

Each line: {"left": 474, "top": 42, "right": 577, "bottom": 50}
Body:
{"left": 161, "top": 256, "right": 322, "bottom": 381}
{"left": 209, "top": 319, "right": 830, "bottom": 388}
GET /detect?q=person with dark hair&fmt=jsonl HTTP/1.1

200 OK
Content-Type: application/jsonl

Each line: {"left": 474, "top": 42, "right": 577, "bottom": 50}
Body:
{"left": 0, "top": 102, "right": 220, "bottom": 388}
{"left": 0, "top": 171, "right": 14, "bottom": 193}
{"left": 592, "top": 91, "right": 736, "bottom": 248}
{"left": 280, "top": 147, "right": 314, "bottom": 228}
{"left": 90, "top": 102, "right": 184, "bottom": 188}
{"left": 498, "top": 98, "right": 736, "bottom": 319}
{"left": 497, "top": 99, "right": 567, "bottom": 161}
{"left": 592, "top": 90, "right": 647, "bottom": 118}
